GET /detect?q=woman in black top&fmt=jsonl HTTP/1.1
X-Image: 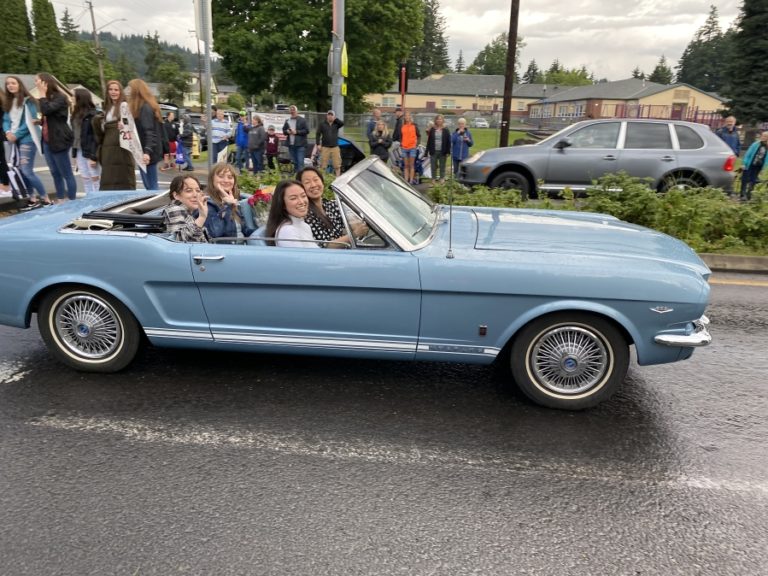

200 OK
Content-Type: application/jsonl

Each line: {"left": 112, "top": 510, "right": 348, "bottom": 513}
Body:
{"left": 35, "top": 73, "right": 76, "bottom": 202}
{"left": 426, "top": 114, "right": 451, "bottom": 182}
{"left": 71, "top": 88, "right": 100, "bottom": 195}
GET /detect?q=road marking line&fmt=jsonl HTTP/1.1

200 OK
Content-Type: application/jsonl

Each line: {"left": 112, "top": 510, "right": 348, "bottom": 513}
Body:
{"left": 710, "top": 278, "right": 768, "bottom": 287}
{"left": 29, "top": 414, "right": 768, "bottom": 497}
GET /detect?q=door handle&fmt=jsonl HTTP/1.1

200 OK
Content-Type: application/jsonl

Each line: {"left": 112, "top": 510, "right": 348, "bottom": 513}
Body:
{"left": 660, "top": 156, "right": 675, "bottom": 162}
{"left": 602, "top": 155, "right": 617, "bottom": 160}
{"left": 193, "top": 255, "right": 225, "bottom": 264}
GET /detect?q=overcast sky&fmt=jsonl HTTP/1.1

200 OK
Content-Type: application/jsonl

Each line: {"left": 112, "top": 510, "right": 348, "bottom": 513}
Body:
{"left": 52, "top": 0, "right": 741, "bottom": 82}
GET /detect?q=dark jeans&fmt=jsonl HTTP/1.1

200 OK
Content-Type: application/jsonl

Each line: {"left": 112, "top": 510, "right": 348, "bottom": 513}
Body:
{"left": 740, "top": 165, "right": 762, "bottom": 200}
{"left": 250, "top": 149, "right": 264, "bottom": 173}
{"left": 288, "top": 145, "right": 305, "bottom": 173}
{"left": 181, "top": 145, "right": 194, "bottom": 169}
{"left": 235, "top": 146, "right": 249, "bottom": 171}
{"left": 42, "top": 142, "right": 77, "bottom": 200}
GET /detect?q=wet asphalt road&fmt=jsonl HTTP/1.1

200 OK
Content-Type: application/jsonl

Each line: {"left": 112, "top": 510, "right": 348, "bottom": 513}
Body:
{"left": 0, "top": 277, "right": 766, "bottom": 575}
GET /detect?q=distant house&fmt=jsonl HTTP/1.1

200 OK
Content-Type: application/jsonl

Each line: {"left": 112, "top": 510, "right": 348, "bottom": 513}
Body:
{"left": 529, "top": 78, "right": 727, "bottom": 125}
{"left": 365, "top": 73, "right": 553, "bottom": 118}
{"left": 216, "top": 84, "right": 240, "bottom": 104}
{"left": 365, "top": 74, "right": 727, "bottom": 125}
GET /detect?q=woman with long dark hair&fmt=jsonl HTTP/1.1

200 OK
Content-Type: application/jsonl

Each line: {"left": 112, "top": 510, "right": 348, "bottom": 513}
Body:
{"left": 71, "top": 88, "right": 100, "bottom": 195}
{"left": 264, "top": 180, "right": 318, "bottom": 248}
{"left": 2, "top": 75, "right": 50, "bottom": 205}
{"left": 93, "top": 80, "right": 135, "bottom": 190}
{"left": 162, "top": 174, "right": 209, "bottom": 243}
{"left": 127, "top": 78, "right": 163, "bottom": 190}
{"left": 35, "top": 72, "right": 76, "bottom": 202}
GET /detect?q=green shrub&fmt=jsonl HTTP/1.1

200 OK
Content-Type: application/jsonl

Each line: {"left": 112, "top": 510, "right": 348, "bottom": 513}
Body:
{"left": 429, "top": 172, "right": 768, "bottom": 255}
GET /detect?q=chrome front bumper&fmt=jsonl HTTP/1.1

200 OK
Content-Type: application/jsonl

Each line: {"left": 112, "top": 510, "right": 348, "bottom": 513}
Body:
{"left": 654, "top": 315, "right": 712, "bottom": 348}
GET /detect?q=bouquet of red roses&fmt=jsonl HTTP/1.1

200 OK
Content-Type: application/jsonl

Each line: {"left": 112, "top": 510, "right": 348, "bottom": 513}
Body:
{"left": 247, "top": 187, "right": 273, "bottom": 227}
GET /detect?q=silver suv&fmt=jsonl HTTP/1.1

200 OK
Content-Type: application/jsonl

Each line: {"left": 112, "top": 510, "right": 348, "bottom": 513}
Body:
{"left": 459, "top": 119, "right": 737, "bottom": 196}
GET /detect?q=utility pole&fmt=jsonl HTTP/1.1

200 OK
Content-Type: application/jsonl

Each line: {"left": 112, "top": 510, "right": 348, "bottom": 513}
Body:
{"left": 329, "top": 0, "right": 345, "bottom": 124}
{"left": 499, "top": 0, "right": 520, "bottom": 148}
{"left": 189, "top": 29, "right": 204, "bottom": 108}
{"left": 86, "top": 1, "right": 105, "bottom": 96}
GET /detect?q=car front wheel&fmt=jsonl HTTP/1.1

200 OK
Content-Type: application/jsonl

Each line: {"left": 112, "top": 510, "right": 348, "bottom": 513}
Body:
{"left": 37, "top": 286, "right": 141, "bottom": 372}
{"left": 660, "top": 173, "right": 707, "bottom": 192}
{"left": 510, "top": 313, "right": 629, "bottom": 410}
{"left": 490, "top": 170, "right": 531, "bottom": 199}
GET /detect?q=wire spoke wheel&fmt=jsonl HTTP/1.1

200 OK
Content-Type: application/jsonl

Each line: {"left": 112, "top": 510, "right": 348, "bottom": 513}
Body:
{"left": 511, "top": 313, "right": 629, "bottom": 410}
{"left": 530, "top": 326, "right": 608, "bottom": 395}
{"left": 38, "top": 287, "right": 140, "bottom": 372}
{"left": 54, "top": 294, "right": 122, "bottom": 360}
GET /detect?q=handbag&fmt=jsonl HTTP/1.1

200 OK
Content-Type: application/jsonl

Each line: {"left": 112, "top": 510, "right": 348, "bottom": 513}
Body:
{"left": 7, "top": 144, "right": 30, "bottom": 200}
{"left": 175, "top": 137, "right": 185, "bottom": 164}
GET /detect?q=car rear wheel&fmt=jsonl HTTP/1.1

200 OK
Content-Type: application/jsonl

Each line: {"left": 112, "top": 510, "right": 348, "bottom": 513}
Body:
{"left": 37, "top": 286, "right": 141, "bottom": 372}
{"left": 490, "top": 171, "right": 531, "bottom": 199}
{"left": 660, "top": 173, "right": 707, "bottom": 192}
{"left": 510, "top": 313, "right": 629, "bottom": 410}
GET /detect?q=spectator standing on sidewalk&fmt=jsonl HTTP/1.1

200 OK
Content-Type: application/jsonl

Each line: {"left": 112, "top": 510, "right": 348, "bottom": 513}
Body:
{"left": 392, "top": 105, "right": 404, "bottom": 143}
{"left": 210, "top": 108, "right": 231, "bottom": 163}
{"left": 35, "top": 73, "right": 76, "bottom": 203}
{"left": 282, "top": 105, "right": 309, "bottom": 173}
{"left": 127, "top": 78, "right": 164, "bottom": 191}
{"left": 161, "top": 112, "right": 179, "bottom": 171}
{"left": 2, "top": 75, "right": 50, "bottom": 204}
{"left": 399, "top": 111, "right": 420, "bottom": 185}
{"left": 247, "top": 115, "right": 266, "bottom": 174}
{"left": 93, "top": 80, "right": 135, "bottom": 190}
{"left": 716, "top": 115, "right": 741, "bottom": 156}
{"left": 178, "top": 114, "right": 195, "bottom": 172}
{"left": 316, "top": 110, "right": 344, "bottom": 176}
{"left": 71, "top": 88, "right": 100, "bottom": 195}
{"left": 234, "top": 110, "right": 250, "bottom": 172}
{"left": 451, "top": 118, "right": 474, "bottom": 178}
{"left": 265, "top": 125, "right": 279, "bottom": 170}
{"left": 740, "top": 131, "right": 768, "bottom": 201}
{"left": 426, "top": 114, "right": 451, "bottom": 182}
{"left": 366, "top": 108, "right": 382, "bottom": 152}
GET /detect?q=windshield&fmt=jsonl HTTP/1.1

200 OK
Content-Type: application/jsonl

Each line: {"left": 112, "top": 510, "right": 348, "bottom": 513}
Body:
{"left": 345, "top": 165, "right": 437, "bottom": 248}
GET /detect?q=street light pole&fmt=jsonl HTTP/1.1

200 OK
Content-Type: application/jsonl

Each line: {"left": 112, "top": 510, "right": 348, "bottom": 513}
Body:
{"left": 86, "top": 1, "right": 126, "bottom": 96}
{"left": 86, "top": 1, "right": 105, "bottom": 96}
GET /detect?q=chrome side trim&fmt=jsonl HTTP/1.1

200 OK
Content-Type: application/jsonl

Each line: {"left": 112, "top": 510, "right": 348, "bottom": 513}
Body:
{"left": 654, "top": 315, "right": 711, "bottom": 347}
{"left": 144, "top": 328, "right": 213, "bottom": 340}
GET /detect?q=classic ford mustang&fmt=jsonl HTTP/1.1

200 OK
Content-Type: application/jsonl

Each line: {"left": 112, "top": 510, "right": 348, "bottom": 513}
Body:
{"left": 0, "top": 157, "right": 711, "bottom": 410}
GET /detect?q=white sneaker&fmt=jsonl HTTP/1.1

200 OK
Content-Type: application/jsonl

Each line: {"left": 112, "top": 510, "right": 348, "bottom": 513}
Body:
{"left": 0, "top": 190, "right": 14, "bottom": 198}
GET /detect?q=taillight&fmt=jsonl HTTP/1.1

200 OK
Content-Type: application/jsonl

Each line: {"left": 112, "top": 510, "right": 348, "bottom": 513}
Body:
{"left": 723, "top": 155, "right": 736, "bottom": 172}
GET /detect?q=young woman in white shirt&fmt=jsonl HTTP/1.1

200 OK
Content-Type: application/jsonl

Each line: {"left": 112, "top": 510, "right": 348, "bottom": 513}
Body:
{"left": 265, "top": 180, "right": 319, "bottom": 248}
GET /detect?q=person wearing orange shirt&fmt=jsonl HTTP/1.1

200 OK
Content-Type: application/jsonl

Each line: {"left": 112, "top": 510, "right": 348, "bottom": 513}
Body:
{"left": 399, "top": 111, "right": 420, "bottom": 185}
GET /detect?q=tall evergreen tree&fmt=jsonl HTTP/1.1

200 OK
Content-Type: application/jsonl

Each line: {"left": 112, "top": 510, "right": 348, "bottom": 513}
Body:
{"left": 144, "top": 31, "right": 164, "bottom": 82}
{"left": 728, "top": 0, "right": 768, "bottom": 123}
{"left": 454, "top": 50, "right": 465, "bottom": 73}
{"left": 60, "top": 7, "right": 79, "bottom": 41}
{"left": 113, "top": 52, "right": 138, "bottom": 86}
{"left": 31, "top": 0, "right": 63, "bottom": 75}
{"left": 466, "top": 32, "right": 523, "bottom": 79}
{"left": 408, "top": 0, "right": 450, "bottom": 78}
{"left": 0, "top": 0, "right": 33, "bottom": 72}
{"left": 522, "top": 59, "right": 541, "bottom": 83}
{"left": 631, "top": 66, "right": 645, "bottom": 79}
{"left": 648, "top": 55, "right": 674, "bottom": 84}
{"left": 675, "top": 5, "right": 731, "bottom": 92}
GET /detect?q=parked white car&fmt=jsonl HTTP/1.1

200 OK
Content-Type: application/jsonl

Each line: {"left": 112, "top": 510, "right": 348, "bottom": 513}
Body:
{"left": 471, "top": 118, "right": 490, "bottom": 128}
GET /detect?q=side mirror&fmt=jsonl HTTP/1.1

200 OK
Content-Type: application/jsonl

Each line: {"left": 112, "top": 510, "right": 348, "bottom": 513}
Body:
{"left": 554, "top": 138, "right": 572, "bottom": 150}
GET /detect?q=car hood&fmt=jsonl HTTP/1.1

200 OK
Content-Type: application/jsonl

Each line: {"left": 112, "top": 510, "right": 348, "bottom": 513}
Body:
{"left": 471, "top": 207, "right": 709, "bottom": 274}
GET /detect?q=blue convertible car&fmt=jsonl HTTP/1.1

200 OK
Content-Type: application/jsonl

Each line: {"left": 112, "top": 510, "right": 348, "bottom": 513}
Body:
{"left": 0, "top": 158, "right": 711, "bottom": 410}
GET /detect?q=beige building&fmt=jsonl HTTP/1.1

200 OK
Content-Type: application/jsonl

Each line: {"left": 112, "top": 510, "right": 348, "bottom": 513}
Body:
{"left": 365, "top": 74, "right": 553, "bottom": 118}
{"left": 366, "top": 74, "right": 727, "bottom": 125}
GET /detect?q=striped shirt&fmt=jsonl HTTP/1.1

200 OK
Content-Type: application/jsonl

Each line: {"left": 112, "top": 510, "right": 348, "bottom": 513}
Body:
{"left": 210, "top": 118, "right": 231, "bottom": 144}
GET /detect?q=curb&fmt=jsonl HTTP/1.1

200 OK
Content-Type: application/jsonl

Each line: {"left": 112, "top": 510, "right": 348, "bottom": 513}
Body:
{"left": 700, "top": 253, "right": 768, "bottom": 274}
